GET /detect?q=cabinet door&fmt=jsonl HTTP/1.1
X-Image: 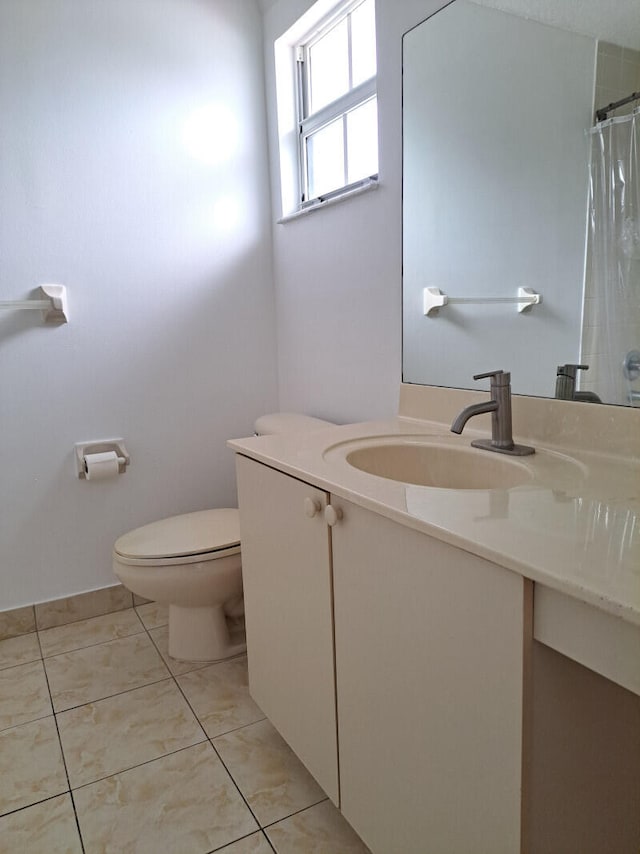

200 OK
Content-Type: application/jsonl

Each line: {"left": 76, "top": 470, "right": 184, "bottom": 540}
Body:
{"left": 332, "top": 498, "right": 530, "bottom": 854}
{"left": 235, "top": 455, "right": 339, "bottom": 804}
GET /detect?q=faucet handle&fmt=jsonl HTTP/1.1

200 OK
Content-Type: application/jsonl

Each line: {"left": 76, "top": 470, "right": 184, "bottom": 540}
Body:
{"left": 473, "top": 369, "right": 510, "bottom": 385}
{"left": 557, "top": 363, "right": 588, "bottom": 377}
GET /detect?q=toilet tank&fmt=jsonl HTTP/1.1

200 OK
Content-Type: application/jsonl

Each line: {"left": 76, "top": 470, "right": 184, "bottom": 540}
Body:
{"left": 254, "top": 412, "right": 335, "bottom": 436}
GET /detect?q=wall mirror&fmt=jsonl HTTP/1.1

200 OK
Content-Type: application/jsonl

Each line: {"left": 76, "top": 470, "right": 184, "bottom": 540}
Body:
{"left": 402, "top": 0, "right": 640, "bottom": 406}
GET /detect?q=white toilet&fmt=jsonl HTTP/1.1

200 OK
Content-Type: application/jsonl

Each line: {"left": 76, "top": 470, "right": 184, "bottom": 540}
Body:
{"left": 113, "top": 413, "right": 333, "bottom": 662}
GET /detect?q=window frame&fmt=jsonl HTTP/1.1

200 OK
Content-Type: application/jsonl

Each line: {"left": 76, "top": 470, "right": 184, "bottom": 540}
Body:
{"left": 295, "top": 0, "right": 378, "bottom": 209}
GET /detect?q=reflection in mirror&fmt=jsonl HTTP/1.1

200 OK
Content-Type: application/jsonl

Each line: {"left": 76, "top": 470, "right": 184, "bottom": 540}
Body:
{"left": 402, "top": 0, "right": 640, "bottom": 406}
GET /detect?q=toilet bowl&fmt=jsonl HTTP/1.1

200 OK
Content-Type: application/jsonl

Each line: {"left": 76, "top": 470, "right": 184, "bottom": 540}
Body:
{"left": 113, "top": 413, "right": 334, "bottom": 662}
{"left": 113, "top": 509, "right": 244, "bottom": 662}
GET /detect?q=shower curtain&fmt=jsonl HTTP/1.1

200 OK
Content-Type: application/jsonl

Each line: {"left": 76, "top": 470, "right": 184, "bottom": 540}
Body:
{"left": 585, "top": 107, "right": 640, "bottom": 406}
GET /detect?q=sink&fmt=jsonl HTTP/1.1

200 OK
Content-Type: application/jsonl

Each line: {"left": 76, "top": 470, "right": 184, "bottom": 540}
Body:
{"left": 345, "top": 442, "right": 533, "bottom": 489}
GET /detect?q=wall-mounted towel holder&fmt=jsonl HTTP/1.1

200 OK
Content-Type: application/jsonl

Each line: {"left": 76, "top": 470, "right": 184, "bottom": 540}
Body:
{"left": 423, "top": 286, "right": 542, "bottom": 317}
{"left": 0, "top": 285, "right": 69, "bottom": 323}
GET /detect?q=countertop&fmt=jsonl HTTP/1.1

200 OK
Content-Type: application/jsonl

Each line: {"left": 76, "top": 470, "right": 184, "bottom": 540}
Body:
{"left": 228, "top": 391, "right": 640, "bottom": 627}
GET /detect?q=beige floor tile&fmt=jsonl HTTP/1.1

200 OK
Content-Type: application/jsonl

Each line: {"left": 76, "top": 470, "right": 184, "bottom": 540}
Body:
{"left": 35, "top": 585, "right": 133, "bottom": 630}
{"left": 0, "top": 632, "right": 41, "bottom": 671}
{"left": 214, "top": 719, "right": 326, "bottom": 827}
{"left": 135, "top": 601, "right": 168, "bottom": 629}
{"left": 0, "top": 605, "right": 36, "bottom": 641}
{"left": 266, "top": 800, "right": 371, "bottom": 853}
{"left": 44, "top": 633, "right": 169, "bottom": 712}
{"left": 58, "top": 678, "right": 205, "bottom": 787}
{"left": 74, "top": 741, "right": 258, "bottom": 854}
{"left": 219, "top": 832, "right": 275, "bottom": 853}
{"left": 0, "top": 660, "right": 51, "bottom": 730}
{"left": 0, "top": 793, "right": 82, "bottom": 853}
{"left": 148, "top": 625, "right": 216, "bottom": 675}
{"left": 39, "top": 608, "right": 144, "bottom": 658}
{"left": 177, "top": 657, "right": 264, "bottom": 739}
{"left": 0, "top": 717, "right": 68, "bottom": 815}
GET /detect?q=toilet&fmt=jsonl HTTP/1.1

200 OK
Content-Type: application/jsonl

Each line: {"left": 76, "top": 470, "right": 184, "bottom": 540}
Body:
{"left": 113, "top": 413, "right": 334, "bottom": 662}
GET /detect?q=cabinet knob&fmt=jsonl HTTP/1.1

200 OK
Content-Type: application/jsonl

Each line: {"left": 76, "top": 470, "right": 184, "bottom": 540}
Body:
{"left": 304, "top": 497, "right": 322, "bottom": 518}
{"left": 324, "top": 505, "right": 343, "bottom": 527}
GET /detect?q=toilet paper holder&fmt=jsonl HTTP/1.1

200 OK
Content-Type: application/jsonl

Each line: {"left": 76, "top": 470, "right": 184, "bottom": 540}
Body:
{"left": 75, "top": 439, "right": 130, "bottom": 479}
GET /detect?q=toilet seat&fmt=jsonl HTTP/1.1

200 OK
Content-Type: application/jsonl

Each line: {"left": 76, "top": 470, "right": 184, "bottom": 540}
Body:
{"left": 113, "top": 509, "right": 240, "bottom": 566}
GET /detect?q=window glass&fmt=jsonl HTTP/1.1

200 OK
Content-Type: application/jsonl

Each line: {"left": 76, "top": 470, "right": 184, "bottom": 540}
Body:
{"left": 346, "top": 97, "right": 378, "bottom": 183}
{"left": 308, "top": 18, "right": 349, "bottom": 113}
{"left": 351, "top": 0, "right": 376, "bottom": 87}
{"left": 307, "top": 118, "right": 345, "bottom": 198}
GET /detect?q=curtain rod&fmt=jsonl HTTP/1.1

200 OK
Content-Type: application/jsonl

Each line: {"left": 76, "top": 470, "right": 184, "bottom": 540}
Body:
{"left": 596, "top": 90, "right": 640, "bottom": 123}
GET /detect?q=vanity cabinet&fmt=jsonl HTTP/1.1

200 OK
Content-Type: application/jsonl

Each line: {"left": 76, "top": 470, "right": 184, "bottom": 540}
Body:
{"left": 234, "top": 455, "right": 339, "bottom": 804}
{"left": 236, "top": 455, "right": 532, "bottom": 852}
{"left": 331, "top": 496, "right": 530, "bottom": 854}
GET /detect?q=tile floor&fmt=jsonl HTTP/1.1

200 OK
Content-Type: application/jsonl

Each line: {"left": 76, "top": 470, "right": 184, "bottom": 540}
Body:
{"left": 0, "top": 603, "right": 371, "bottom": 854}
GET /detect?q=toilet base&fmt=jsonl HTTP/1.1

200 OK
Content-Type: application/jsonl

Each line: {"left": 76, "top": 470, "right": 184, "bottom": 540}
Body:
{"left": 168, "top": 603, "right": 246, "bottom": 662}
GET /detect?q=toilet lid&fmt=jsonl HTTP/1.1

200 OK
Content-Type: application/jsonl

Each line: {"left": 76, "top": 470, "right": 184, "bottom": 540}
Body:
{"left": 114, "top": 509, "right": 240, "bottom": 560}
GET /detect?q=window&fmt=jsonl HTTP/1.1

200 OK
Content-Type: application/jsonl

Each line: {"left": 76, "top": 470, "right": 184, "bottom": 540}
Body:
{"left": 296, "top": 0, "right": 378, "bottom": 208}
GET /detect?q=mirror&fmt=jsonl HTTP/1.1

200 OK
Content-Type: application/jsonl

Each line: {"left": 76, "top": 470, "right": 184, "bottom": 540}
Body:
{"left": 402, "top": 0, "right": 640, "bottom": 406}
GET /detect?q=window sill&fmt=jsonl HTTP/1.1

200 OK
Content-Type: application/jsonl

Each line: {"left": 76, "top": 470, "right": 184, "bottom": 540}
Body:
{"left": 277, "top": 176, "right": 379, "bottom": 224}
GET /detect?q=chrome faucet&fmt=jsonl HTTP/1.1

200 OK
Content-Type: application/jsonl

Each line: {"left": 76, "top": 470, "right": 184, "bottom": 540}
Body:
{"left": 451, "top": 370, "right": 535, "bottom": 456}
{"left": 555, "top": 364, "right": 601, "bottom": 403}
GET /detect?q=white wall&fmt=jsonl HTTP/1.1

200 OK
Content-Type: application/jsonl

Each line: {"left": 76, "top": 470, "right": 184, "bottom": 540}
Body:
{"left": 0, "top": 0, "right": 278, "bottom": 609}
{"left": 260, "top": 0, "right": 450, "bottom": 424}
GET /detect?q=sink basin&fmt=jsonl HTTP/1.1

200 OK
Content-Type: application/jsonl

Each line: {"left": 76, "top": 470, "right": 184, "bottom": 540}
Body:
{"left": 345, "top": 442, "right": 533, "bottom": 489}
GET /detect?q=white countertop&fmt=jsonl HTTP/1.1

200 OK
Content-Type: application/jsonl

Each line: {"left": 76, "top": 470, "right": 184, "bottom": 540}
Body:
{"left": 228, "top": 390, "right": 640, "bottom": 627}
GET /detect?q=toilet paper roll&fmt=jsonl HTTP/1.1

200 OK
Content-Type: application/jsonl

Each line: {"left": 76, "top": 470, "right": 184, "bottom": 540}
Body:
{"left": 84, "top": 451, "right": 120, "bottom": 481}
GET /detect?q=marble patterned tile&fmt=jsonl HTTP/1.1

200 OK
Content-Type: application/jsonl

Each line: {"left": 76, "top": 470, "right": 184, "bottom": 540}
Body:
{"left": 0, "top": 717, "right": 68, "bottom": 815}
{"left": 44, "top": 632, "right": 169, "bottom": 711}
{"left": 148, "top": 625, "right": 215, "bottom": 675}
{"left": 35, "top": 585, "right": 133, "bottom": 630}
{"left": 0, "top": 793, "right": 82, "bottom": 853}
{"left": 57, "top": 678, "right": 205, "bottom": 787}
{"left": 177, "top": 657, "right": 264, "bottom": 739}
{"left": 0, "top": 605, "right": 36, "bottom": 641}
{"left": 213, "top": 719, "right": 326, "bottom": 827}
{"left": 74, "top": 741, "right": 258, "bottom": 853}
{"left": 0, "top": 660, "right": 51, "bottom": 730}
{"left": 0, "top": 632, "right": 41, "bottom": 671}
{"left": 135, "top": 601, "right": 168, "bottom": 629}
{"left": 39, "top": 608, "right": 144, "bottom": 658}
{"left": 219, "top": 832, "right": 275, "bottom": 853}
{"left": 266, "top": 800, "right": 372, "bottom": 853}
{"left": 133, "top": 593, "right": 152, "bottom": 606}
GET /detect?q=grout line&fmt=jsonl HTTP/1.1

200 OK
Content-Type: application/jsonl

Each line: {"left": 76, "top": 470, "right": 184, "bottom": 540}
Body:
{"left": 260, "top": 829, "right": 279, "bottom": 854}
{"left": 144, "top": 614, "right": 265, "bottom": 832}
{"left": 52, "top": 674, "right": 175, "bottom": 715}
{"left": 0, "top": 654, "right": 43, "bottom": 673}
{"left": 69, "top": 740, "right": 209, "bottom": 792}
{"left": 147, "top": 620, "right": 328, "bottom": 837}
{"left": 261, "top": 796, "right": 330, "bottom": 830}
{"left": 197, "top": 716, "right": 268, "bottom": 740}
{"left": 35, "top": 602, "right": 134, "bottom": 633}
{"left": 0, "top": 792, "right": 71, "bottom": 822}
{"left": 143, "top": 623, "right": 224, "bottom": 677}
{"left": 0, "top": 710, "right": 53, "bottom": 736}
{"left": 23, "top": 610, "right": 326, "bottom": 850}
{"left": 263, "top": 830, "right": 279, "bottom": 854}
{"left": 206, "top": 828, "right": 277, "bottom": 854}
{"left": 39, "top": 628, "right": 146, "bottom": 661}
{"left": 143, "top": 624, "right": 219, "bottom": 683}
{"left": 35, "top": 631, "right": 86, "bottom": 854}
{"left": 207, "top": 737, "right": 263, "bottom": 829}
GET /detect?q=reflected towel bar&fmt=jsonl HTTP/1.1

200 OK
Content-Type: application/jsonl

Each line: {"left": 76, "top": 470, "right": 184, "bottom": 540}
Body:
{"left": 0, "top": 285, "right": 68, "bottom": 323}
{"left": 423, "top": 287, "right": 542, "bottom": 317}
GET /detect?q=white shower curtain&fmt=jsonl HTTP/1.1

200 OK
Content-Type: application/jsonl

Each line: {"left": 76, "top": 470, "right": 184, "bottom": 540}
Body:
{"left": 584, "top": 107, "right": 640, "bottom": 406}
